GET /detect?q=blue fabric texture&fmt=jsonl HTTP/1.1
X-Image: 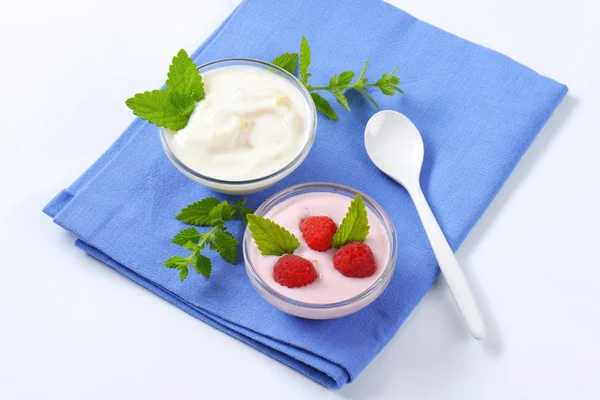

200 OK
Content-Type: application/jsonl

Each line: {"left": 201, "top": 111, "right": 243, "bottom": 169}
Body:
{"left": 43, "top": 0, "right": 567, "bottom": 389}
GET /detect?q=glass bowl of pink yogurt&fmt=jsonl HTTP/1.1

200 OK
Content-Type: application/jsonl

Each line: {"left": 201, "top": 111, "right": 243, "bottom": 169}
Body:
{"left": 243, "top": 182, "right": 398, "bottom": 319}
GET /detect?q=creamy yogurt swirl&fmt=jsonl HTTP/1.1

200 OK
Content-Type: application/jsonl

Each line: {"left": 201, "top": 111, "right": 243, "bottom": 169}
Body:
{"left": 164, "top": 65, "right": 310, "bottom": 181}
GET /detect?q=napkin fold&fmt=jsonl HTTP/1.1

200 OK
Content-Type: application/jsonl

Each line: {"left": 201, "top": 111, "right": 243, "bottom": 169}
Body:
{"left": 44, "top": 0, "right": 567, "bottom": 389}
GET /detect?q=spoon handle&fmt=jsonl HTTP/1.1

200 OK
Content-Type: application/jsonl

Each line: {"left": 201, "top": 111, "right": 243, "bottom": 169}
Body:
{"left": 409, "top": 185, "right": 487, "bottom": 340}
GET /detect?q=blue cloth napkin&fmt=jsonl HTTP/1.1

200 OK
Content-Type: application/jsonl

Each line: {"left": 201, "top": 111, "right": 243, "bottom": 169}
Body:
{"left": 43, "top": 0, "right": 567, "bottom": 389}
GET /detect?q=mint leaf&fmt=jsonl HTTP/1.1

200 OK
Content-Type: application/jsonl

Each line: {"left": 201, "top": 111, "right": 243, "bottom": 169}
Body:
{"left": 357, "top": 59, "right": 370, "bottom": 82}
{"left": 208, "top": 201, "right": 235, "bottom": 224}
{"left": 164, "top": 256, "right": 189, "bottom": 269}
{"left": 179, "top": 266, "right": 189, "bottom": 281}
{"left": 247, "top": 214, "right": 300, "bottom": 256}
{"left": 272, "top": 53, "right": 298, "bottom": 75}
{"left": 311, "top": 93, "right": 338, "bottom": 120}
{"left": 183, "top": 242, "right": 197, "bottom": 251}
{"left": 176, "top": 197, "right": 220, "bottom": 226}
{"left": 332, "top": 90, "right": 350, "bottom": 112}
{"left": 213, "top": 231, "right": 238, "bottom": 264}
{"left": 375, "top": 67, "right": 403, "bottom": 95}
{"left": 240, "top": 208, "right": 254, "bottom": 225}
{"left": 377, "top": 82, "right": 396, "bottom": 96}
{"left": 332, "top": 194, "right": 370, "bottom": 248}
{"left": 125, "top": 89, "right": 195, "bottom": 131}
{"left": 172, "top": 227, "right": 201, "bottom": 246}
{"left": 299, "top": 37, "right": 311, "bottom": 84}
{"left": 357, "top": 88, "right": 379, "bottom": 109}
{"left": 337, "top": 71, "right": 355, "bottom": 86}
{"left": 193, "top": 254, "right": 212, "bottom": 278}
{"left": 166, "top": 49, "right": 204, "bottom": 102}
{"left": 126, "top": 49, "right": 205, "bottom": 130}
{"left": 329, "top": 75, "right": 338, "bottom": 87}
{"left": 164, "top": 256, "right": 191, "bottom": 281}
{"left": 234, "top": 199, "right": 254, "bottom": 225}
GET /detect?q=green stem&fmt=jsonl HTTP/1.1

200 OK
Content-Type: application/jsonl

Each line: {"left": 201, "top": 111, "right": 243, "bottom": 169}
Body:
{"left": 186, "top": 225, "right": 220, "bottom": 262}
{"left": 199, "top": 225, "right": 219, "bottom": 247}
{"left": 308, "top": 83, "right": 380, "bottom": 91}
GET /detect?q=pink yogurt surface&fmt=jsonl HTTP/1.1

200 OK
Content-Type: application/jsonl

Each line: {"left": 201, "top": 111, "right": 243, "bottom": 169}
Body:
{"left": 248, "top": 192, "right": 391, "bottom": 304}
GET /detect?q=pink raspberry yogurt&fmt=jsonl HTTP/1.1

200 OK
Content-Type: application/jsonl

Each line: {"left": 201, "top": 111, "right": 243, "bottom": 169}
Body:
{"left": 244, "top": 184, "right": 397, "bottom": 319}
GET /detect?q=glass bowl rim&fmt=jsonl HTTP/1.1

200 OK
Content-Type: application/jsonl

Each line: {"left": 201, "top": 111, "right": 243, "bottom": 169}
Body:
{"left": 160, "top": 58, "right": 318, "bottom": 186}
{"left": 243, "top": 182, "right": 398, "bottom": 309}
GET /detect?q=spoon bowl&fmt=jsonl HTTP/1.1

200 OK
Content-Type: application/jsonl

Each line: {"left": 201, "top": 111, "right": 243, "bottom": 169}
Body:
{"left": 365, "top": 111, "right": 425, "bottom": 187}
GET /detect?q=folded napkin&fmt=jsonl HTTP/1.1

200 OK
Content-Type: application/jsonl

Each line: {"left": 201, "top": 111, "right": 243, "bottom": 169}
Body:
{"left": 44, "top": 0, "right": 567, "bottom": 389}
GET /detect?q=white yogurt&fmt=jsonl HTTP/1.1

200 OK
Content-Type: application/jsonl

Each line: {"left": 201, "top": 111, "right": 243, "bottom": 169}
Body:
{"left": 164, "top": 65, "right": 310, "bottom": 182}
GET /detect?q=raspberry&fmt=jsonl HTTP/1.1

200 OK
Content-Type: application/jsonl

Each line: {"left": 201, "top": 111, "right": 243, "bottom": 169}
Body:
{"left": 333, "top": 242, "right": 377, "bottom": 278}
{"left": 273, "top": 254, "right": 318, "bottom": 288}
{"left": 300, "top": 216, "right": 338, "bottom": 251}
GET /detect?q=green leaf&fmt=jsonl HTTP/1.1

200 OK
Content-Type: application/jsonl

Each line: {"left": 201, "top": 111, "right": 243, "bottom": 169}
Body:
{"left": 175, "top": 197, "right": 220, "bottom": 226}
{"left": 328, "top": 71, "right": 355, "bottom": 87}
{"left": 209, "top": 201, "right": 235, "bottom": 224}
{"left": 126, "top": 49, "right": 205, "bottom": 131}
{"left": 272, "top": 53, "right": 298, "bottom": 75}
{"left": 357, "top": 89, "right": 379, "bottom": 109}
{"left": 172, "top": 227, "right": 201, "bottom": 246}
{"left": 247, "top": 214, "right": 301, "bottom": 256}
{"left": 234, "top": 199, "right": 246, "bottom": 212}
{"left": 163, "top": 256, "right": 189, "bottom": 269}
{"left": 241, "top": 208, "right": 254, "bottom": 225}
{"left": 375, "top": 67, "right": 403, "bottom": 96}
{"left": 183, "top": 242, "right": 197, "bottom": 251}
{"left": 332, "top": 194, "right": 370, "bottom": 248}
{"left": 299, "top": 37, "right": 311, "bottom": 83}
{"left": 332, "top": 90, "right": 350, "bottom": 112}
{"left": 193, "top": 254, "right": 212, "bottom": 278}
{"left": 166, "top": 49, "right": 204, "bottom": 102}
{"left": 337, "top": 71, "right": 355, "bottom": 86}
{"left": 378, "top": 84, "right": 396, "bottom": 96}
{"left": 213, "top": 231, "right": 239, "bottom": 264}
{"left": 358, "top": 59, "right": 370, "bottom": 81}
{"left": 329, "top": 74, "right": 338, "bottom": 87}
{"left": 234, "top": 199, "right": 254, "bottom": 225}
{"left": 310, "top": 92, "right": 338, "bottom": 120}
{"left": 179, "top": 265, "right": 189, "bottom": 281}
{"left": 125, "top": 89, "right": 196, "bottom": 131}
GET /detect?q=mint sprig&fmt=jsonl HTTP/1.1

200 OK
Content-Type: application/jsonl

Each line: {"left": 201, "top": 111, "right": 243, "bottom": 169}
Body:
{"left": 272, "top": 37, "right": 403, "bottom": 120}
{"left": 332, "top": 194, "right": 370, "bottom": 248}
{"left": 126, "top": 49, "right": 204, "bottom": 131}
{"left": 165, "top": 198, "right": 253, "bottom": 281}
{"left": 247, "top": 214, "right": 301, "bottom": 256}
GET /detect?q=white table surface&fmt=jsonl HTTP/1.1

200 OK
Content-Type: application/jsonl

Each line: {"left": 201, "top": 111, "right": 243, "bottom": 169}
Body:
{"left": 1, "top": 0, "right": 599, "bottom": 398}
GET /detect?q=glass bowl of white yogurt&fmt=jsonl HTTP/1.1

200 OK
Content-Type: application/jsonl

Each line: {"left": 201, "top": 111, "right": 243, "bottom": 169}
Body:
{"left": 243, "top": 182, "right": 398, "bottom": 319}
{"left": 160, "top": 59, "right": 317, "bottom": 195}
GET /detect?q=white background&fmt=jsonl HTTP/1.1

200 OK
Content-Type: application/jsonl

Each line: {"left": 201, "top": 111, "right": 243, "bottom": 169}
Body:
{"left": 1, "top": 0, "right": 598, "bottom": 399}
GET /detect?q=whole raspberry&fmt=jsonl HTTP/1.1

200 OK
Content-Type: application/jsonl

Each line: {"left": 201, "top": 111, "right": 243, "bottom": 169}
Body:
{"left": 273, "top": 254, "right": 318, "bottom": 288}
{"left": 300, "top": 216, "right": 338, "bottom": 251}
{"left": 333, "top": 242, "right": 377, "bottom": 278}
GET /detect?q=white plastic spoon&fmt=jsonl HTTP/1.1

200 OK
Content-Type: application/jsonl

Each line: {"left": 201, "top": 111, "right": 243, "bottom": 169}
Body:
{"left": 365, "top": 110, "right": 486, "bottom": 340}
